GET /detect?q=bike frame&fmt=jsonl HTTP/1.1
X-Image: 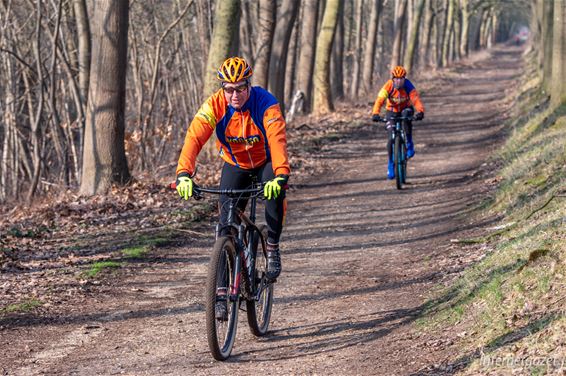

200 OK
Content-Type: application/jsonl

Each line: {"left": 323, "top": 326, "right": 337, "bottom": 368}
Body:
{"left": 196, "top": 185, "right": 267, "bottom": 302}
{"left": 172, "top": 180, "right": 273, "bottom": 360}
{"left": 374, "top": 114, "right": 417, "bottom": 189}
{"left": 390, "top": 118, "right": 408, "bottom": 154}
{"left": 376, "top": 115, "right": 412, "bottom": 160}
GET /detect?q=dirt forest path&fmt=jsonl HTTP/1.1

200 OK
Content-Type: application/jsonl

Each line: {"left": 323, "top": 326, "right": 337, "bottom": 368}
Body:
{"left": 3, "top": 45, "right": 524, "bottom": 376}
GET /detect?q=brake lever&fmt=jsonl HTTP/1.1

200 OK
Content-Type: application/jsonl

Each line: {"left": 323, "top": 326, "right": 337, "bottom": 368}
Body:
{"left": 192, "top": 184, "right": 204, "bottom": 200}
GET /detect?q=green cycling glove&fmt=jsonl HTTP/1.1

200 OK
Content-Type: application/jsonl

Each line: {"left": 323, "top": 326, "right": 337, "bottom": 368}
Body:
{"left": 264, "top": 175, "right": 289, "bottom": 200}
{"left": 176, "top": 175, "right": 193, "bottom": 200}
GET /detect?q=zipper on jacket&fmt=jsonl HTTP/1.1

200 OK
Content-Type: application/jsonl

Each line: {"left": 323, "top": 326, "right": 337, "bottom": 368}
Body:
{"left": 240, "top": 110, "right": 255, "bottom": 168}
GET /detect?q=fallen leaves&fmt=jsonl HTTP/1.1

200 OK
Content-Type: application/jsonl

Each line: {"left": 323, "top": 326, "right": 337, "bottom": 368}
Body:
{"left": 0, "top": 112, "right": 354, "bottom": 316}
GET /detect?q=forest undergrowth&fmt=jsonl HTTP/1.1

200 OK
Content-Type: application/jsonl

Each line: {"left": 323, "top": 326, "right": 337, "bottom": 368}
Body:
{"left": 0, "top": 105, "right": 364, "bottom": 315}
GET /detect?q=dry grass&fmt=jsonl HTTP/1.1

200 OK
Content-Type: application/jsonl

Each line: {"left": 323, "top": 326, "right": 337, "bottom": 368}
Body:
{"left": 420, "top": 61, "right": 566, "bottom": 375}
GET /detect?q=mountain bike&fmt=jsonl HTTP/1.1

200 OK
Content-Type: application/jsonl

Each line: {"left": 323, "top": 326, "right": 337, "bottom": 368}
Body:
{"left": 171, "top": 180, "right": 274, "bottom": 360}
{"left": 375, "top": 113, "right": 421, "bottom": 190}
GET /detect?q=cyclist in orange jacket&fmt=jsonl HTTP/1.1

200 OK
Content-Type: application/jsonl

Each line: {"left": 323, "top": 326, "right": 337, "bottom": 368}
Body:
{"left": 371, "top": 65, "right": 425, "bottom": 179}
{"left": 175, "top": 57, "right": 290, "bottom": 281}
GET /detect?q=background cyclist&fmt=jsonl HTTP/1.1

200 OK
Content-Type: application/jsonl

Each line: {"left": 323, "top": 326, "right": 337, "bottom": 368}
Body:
{"left": 371, "top": 65, "right": 425, "bottom": 179}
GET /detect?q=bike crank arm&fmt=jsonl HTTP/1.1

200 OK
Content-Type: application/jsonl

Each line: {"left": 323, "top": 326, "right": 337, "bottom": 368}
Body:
{"left": 254, "top": 277, "right": 272, "bottom": 301}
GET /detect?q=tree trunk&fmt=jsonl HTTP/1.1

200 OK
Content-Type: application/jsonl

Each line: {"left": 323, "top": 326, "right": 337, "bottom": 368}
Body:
{"left": 406, "top": 0, "right": 414, "bottom": 48}
{"left": 480, "top": 9, "right": 490, "bottom": 48}
{"left": 390, "top": 0, "right": 408, "bottom": 67}
{"left": 404, "top": 0, "right": 426, "bottom": 73}
{"left": 296, "top": 0, "right": 319, "bottom": 112}
{"left": 420, "top": 0, "right": 434, "bottom": 67}
{"left": 239, "top": 0, "right": 256, "bottom": 63}
{"left": 453, "top": 0, "right": 461, "bottom": 61}
{"left": 331, "top": 0, "right": 345, "bottom": 100}
{"left": 80, "top": 0, "right": 131, "bottom": 195}
{"left": 196, "top": 0, "right": 213, "bottom": 76}
{"left": 72, "top": 0, "right": 90, "bottom": 108}
{"left": 485, "top": 11, "right": 494, "bottom": 48}
{"left": 268, "top": 0, "right": 300, "bottom": 109}
{"left": 350, "top": 0, "right": 364, "bottom": 99}
{"left": 1, "top": 39, "right": 16, "bottom": 201}
{"left": 1, "top": 122, "right": 9, "bottom": 201}
{"left": 440, "top": 0, "right": 454, "bottom": 67}
{"left": 313, "top": 0, "right": 340, "bottom": 114}
{"left": 361, "top": 0, "right": 383, "bottom": 95}
{"left": 254, "top": 0, "right": 276, "bottom": 88}
{"left": 533, "top": 0, "right": 544, "bottom": 72}
{"left": 176, "top": 10, "right": 201, "bottom": 113}
{"left": 27, "top": 1, "right": 46, "bottom": 202}
{"left": 447, "top": 12, "right": 454, "bottom": 62}
{"left": 21, "top": 69, "right": 36, "bottom": 181}
{"left": 459, "top": 0, "right": 469, "bottom": 57}
{"left": 1, "top": 5, "right": 22, "bottom": 201}
{"left": 284, "top": 18, "right": 300, "bottom": 106}
{"left": 47, "top": 0, "right": 67, "bottom": 185}
{"left": 489, "top": 11, "right": 497, "bottom": 47}
{"left": 542, "top": 0, "right": 554, "bottom": 93}
{"left": 474, "top": 8, "right": 486, "bottom": 50}
{"left": 552, "top": 0, "right": 564, "bottom": 105}
{"left": 437, "top": 0, "right": 448, "bottom": 65}
{"left": 202, "top": 0, "right": 240, "bottom": 99}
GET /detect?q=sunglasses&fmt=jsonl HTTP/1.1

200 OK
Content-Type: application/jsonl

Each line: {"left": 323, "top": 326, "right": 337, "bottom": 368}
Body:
{"left": 223, "top": 84, "right": 248, "bottom": 94}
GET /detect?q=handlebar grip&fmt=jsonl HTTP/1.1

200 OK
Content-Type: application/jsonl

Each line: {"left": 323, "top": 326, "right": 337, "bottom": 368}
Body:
{"left": 169, "top": 181, "right": 203, "bottom": 200}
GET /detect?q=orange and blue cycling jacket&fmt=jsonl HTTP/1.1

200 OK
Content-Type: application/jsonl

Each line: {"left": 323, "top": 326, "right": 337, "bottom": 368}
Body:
{"left": 372, "top": 79, "right": 425, "bottom": 115}
{"left": 176, "top": 86, "right": 290, "bottom": 177}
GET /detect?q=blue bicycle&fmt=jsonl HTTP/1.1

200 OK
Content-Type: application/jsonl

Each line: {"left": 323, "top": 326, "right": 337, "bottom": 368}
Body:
{"left": 375, "top": 112, "right": 421, "bottom": 189}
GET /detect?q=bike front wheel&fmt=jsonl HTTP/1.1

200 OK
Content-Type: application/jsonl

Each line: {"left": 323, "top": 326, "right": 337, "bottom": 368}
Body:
{"left": 205, "top": 236, "right": 239, "bottom": 361}
{"left": 246, "top": 225, "right": 274, "bottom": 336}
{"left": 401, "top": 144, "right": 407, "bottom": 184}
{"left": 394, "top": 136, "right": 404, "bottom": 190}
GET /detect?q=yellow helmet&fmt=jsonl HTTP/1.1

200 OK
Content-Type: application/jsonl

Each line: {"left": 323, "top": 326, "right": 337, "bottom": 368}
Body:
{"left": 217, "top": 57, "right": 253, "bottom": 83}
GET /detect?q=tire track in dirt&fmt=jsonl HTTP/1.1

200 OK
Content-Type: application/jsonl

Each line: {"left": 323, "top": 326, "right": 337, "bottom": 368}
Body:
{"left": 6, "top": 45, "right": 523, "bottom": 376}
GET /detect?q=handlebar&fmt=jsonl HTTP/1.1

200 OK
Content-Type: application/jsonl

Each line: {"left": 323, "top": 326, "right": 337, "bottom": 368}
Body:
{"left": 372, "top": 116, "right": 422, "bottom": 123}
{"left": 169, "top": 182, "right": 265, "bottom": 200}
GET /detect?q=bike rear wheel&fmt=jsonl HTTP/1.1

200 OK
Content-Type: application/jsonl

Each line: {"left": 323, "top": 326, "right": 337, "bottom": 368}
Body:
{"left": 246, "top": 225, "right": 274, "bottom": 336}
{"left": 205, "top": 236, "right": 239, "bottom": 361}
{"left": 394, "top": 136, "right": 403, "bottom": 190}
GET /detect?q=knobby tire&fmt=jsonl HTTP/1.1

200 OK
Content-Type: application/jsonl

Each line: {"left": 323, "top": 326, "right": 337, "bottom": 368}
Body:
{"left": 401, "top": 141, "right": 407, "bottom": 184}
{"left": 394, "top": 135, "right": 403, "bottom": 190}
{"left": 205, "top": 236, "right": 238, "bottom": 361}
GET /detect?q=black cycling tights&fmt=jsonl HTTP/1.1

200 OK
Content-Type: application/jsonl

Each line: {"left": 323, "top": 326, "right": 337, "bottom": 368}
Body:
{"left": 219, "top": 162, "right": 285, "bottom": 245}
